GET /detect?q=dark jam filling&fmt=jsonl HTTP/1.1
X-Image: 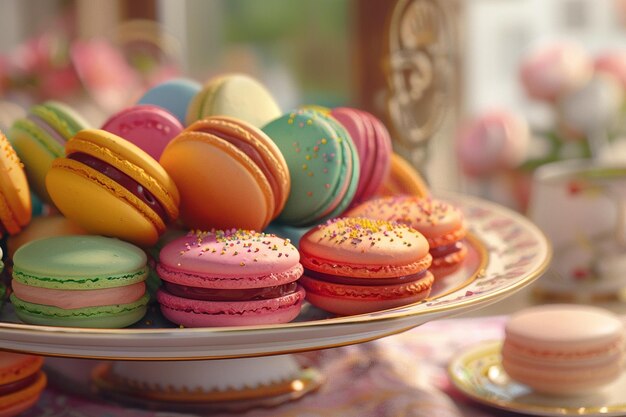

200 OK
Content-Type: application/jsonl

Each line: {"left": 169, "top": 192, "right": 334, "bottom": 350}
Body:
{"left": 163, "top": 281, "right": 298, "bottom": 301}
{"left": 429, "top": 241, "right": 463, "bottom": 258}
{"left": 68, "top": 152, "right": 168, "bottom": 222}
{"left": 0, "top": 372, "right": 40, "bottom": 396}
{"left": 304, "top": 269, "right": 427, "bottom": 286}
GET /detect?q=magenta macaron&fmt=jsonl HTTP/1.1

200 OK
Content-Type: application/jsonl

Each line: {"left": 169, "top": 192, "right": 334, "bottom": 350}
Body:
{"left": 156, "top": 229, "right": 305, "bottom": 327}
{"left": 330, "top": 107, "right": 392, "bottom": 204}
{"left": 101, "top": 104, "right": 183, "bottom": 160}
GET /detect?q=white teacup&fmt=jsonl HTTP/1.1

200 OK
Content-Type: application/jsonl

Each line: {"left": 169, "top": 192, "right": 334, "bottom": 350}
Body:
{"left": 528, "top": 159, "right": 626, "bottom": 300}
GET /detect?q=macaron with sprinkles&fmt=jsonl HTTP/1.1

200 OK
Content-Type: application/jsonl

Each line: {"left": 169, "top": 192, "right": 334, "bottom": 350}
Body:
{"left": 156, "top": 229, "right": 305, "bottom": 327}
{"left": 262, "top": 109, "right": 360, "bottom": 226}
{"left": 347, "top": 196, "right": 468, "bottom": 278}
{"left": 299, "top": 217, "right": 434, "bottom": 316}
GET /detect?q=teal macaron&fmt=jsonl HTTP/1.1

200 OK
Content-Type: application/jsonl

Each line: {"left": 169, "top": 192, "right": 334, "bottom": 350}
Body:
{"left": 8, "top": 101, "right": 89, "bottom": 204}
{"left": 262, "top": 109, "right": 360, "bottom": 226}
{"left": 10, "top": 235, "right": 149, "bottom": 328}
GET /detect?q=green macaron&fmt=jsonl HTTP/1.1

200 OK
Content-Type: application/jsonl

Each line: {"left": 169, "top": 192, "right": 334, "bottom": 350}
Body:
{"left": 8, "top": 101, "right": 89, "bottom": 203}
{"left": 11, "top": 235, "right": 149, "bottom": 328}
{"left": 262, "top": 109, "right": 360, "bottom": 226}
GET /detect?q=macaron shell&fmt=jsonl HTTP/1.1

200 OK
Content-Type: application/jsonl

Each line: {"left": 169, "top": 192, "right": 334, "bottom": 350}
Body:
{"left": 12, "top": 235, "right": 147, "bottom": 289}
{"left": 188, "top": 74, "right": 281, "bottom": 128}
{"left": 360, "top": 112, "right": 392, "bottom": 199}
{"left": 46, "top": 160, "right": 163, "bottom": 246}
{"left": 138, "top": 78, "right": 202, "bottom": 124}
{"left": 101, "top": 105, "right": 183, "bottom": 160}
{"left": 11, "top": 293, "right": 149, "bottom": 328}
{"left": 0, "top": 393, "right": 40, "bottom": 417}
{"left": 429, "top": 245, "right": 468, "bottom": 278}
{"left": 0, "top": 133, "right": 31, "bottom": 234}
{"left": 157, "top": 286, "right": 304, "bottom": 327}
{"left": 0, "top": 354, "right": 43, "bottom": 385}
{"left": 160, "top": 131, "right": 273, "bottom": 231}
{"left": 186, "top": 117, "right": 290, "bottom": 217}
{"left": 262, "top": 111, "right": 348, "bottom": 225}
{"left": 300, "top": 272, "right": 433, "bottom": 316}
{"left": 159, "top": 231, "right": 300, "bottom": 279}
{"left": 66, "top": 129, "right": 180, "bottom": 218}
{"left": 299, "top": 217, "right": 429, "bottom": 266}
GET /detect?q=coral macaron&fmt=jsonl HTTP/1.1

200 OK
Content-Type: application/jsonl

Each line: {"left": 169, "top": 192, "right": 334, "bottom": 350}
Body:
{"left": 0, "top": 352, "right": 46, "bottom": 417}
{"left": 160, "top": 116, "right": 290, "bottom": 231}
{"left": 347, "top": 196, "right": 467, "bottom": 278}
{"left": 299, "top": 217, "right": 434, "bottom": 316}
{"left": 156, "top": 229, "right": 305, "bottom": 327}
{"left": 46, "top": 129, "right": 180, "bottom": 246}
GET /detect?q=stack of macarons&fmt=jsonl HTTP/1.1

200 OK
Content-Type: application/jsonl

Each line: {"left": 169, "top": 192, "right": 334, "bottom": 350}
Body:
{"left": 156, "top": 229, "right": 305, "bottom": 327}
{"left": 10, "top": 236, "right": 150, "bottom": 328}
{"left": 347, "top": 196, "right": 467, "bottom": 278}
{"left": 0, "top": 352, "right": 46, "bottom": 417}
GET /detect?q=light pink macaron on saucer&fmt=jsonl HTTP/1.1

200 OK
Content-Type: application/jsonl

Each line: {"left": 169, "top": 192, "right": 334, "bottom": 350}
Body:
{"left": 156, "top": 229, "right": 305, "bottom": 327}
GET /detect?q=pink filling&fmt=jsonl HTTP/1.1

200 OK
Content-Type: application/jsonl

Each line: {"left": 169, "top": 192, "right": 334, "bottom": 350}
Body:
{"left": 12, "top": 280, "right": 146, "bottom": 309}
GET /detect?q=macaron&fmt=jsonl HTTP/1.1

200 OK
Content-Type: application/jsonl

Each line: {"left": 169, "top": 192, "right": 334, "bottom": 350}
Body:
{"left": 156, "top": 229, "right": 305, "bottom": 327}
{"left": 10, "top": 235, "right": 150, "bottom": 328}
{"left": 0, "top": 352, "right": 46, "bottom": 417}
{"left": 375, "top": 152, "right": 430, "bottom": 198}
{"left": 262, "top": 109, "right": 360, "bottom": 226}
{"left": 0, "top": 131, "right": 31, "bottom": 237}
{"left": 46, "top": 129, "right": 180, "bottom": 246}
{"left": 101, "top": 104, "right": 183, "bottom": 160}
{"left": 137, "top": 78, "right": 202, "bottom": 124}
{"left": 186, "top": 74, "right": 281, "bottom": 127}
{"left": 330, "top": 107, "right": 392, "bottom": 203}
{"left": 160, "top": 116, "right": 290, "bottom": 231}
{"left": 299, "top": 217, "right": 434, "bottom": 316}
{"left": 502, "top": 304, "right": 625, "bottom": 396}
{"left": 347, "top": 196, "right": 467, "bottom": 278}
{"left": 8, "top": 101, "right": 89, "bottom": 203}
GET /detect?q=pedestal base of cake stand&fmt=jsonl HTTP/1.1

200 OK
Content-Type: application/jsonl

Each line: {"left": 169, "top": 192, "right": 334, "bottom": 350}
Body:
{"left": 90, "top": 354, "right": 324, "bottom": 413}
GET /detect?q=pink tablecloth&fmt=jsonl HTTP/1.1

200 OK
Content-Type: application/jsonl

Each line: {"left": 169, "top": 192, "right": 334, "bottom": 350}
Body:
{"left": 24, "top": 316, "right": 512, "bottom": 417}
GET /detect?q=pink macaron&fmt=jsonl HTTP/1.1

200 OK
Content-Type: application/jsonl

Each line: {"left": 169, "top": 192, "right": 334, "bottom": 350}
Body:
{"left": 156, "top": 229, "right": 305, "bottom": 327}
{"left": 101, "top": 104, "right": 183, "bottom": 160}
{"left": 331, "top": 107, "right": 392, "bottom": 204}
{"left": 502, "top": 304, "right": 625, "bottom": 396}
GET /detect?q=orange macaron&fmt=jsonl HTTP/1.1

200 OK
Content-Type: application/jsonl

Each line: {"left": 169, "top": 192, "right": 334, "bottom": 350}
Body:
{"left": 0, "top": 131, "right": 31, "bottom": 237}
{"left": 46, "top": 129, "right": 180, "bottom": 246}
{"left": 160, "top": 116, "right": 290, "bottom": 231}
{"left": 347, "top": 196, "right": 467, "bottom": 278}
{"left": 0, "top": 353, "right": 46, "bottom": 417}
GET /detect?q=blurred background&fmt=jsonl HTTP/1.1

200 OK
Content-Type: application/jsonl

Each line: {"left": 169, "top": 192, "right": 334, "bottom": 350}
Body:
{"left": 2, "top": 0, "right": 626, "bottom": 205}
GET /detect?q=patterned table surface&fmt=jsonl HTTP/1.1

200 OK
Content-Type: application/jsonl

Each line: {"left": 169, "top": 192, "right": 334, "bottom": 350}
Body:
{"left": 19, "top": 315, "right": 521, "bottom": 417}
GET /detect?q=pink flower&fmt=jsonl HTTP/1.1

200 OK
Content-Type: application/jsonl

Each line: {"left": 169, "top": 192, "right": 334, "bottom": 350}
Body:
{"left": 456, "top": 110, "right": 529, "bottom": 177}
{"left": 520, "top": 41, "right": 593, "bottom": 102}
{"left": 595, "top": 51, "right": 626, "bottom": 89}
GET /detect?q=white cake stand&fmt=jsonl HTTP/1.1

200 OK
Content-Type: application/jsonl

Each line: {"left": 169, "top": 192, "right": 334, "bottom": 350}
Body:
{"left": 0, "top": 194, "right": 551, "bottom": 412}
